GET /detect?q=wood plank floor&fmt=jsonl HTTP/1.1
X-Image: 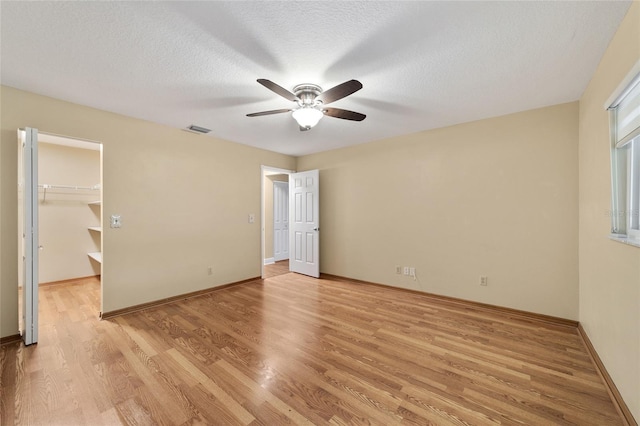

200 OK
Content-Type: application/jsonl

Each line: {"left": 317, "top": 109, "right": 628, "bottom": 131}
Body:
{"left": 263, "top": 260, "right": 290, "bottom": 279}
{"left": 0, "top": 274, "right": 623, "bottom": 425}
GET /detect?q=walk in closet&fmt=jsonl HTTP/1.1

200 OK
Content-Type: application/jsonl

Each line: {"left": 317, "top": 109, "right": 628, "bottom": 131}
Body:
{"left": 37, "top": 140, "right": 102, "bottom": 284}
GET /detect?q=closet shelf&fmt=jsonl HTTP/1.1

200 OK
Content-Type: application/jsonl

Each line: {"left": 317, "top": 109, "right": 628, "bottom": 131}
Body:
{"left": 88, "top": 252, "right": 102, "bottom": 263}
{"left": 88, "top": 226, "right": 102, "bottom": 232}
{"left": 88, "top": 201, "right": 101, "bottom": 206}
{"left": 39, "top": 183, "right": 100, "bottom": 191}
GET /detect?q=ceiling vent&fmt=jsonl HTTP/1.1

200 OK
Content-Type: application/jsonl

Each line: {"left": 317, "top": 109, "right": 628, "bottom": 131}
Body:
{"left": 186, "top": 124, "right": 211, "bottom": 134}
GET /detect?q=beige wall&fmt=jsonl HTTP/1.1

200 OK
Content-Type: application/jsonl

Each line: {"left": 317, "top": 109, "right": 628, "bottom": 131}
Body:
{"left": 298, "top": 102, "right": 579, "bottom": 320}
{"left": 263, "top": 174, "right": 289, "bottom": 262}
{"left": 38, "top": 143, "right": 101, "bottom": 283}
{"left": 0, "top": 86, "right": 296, "bottom": 337}
{"left": 0, "top": 87, "right": 4, "bottom": 337}
{"left": 578, "top": 2, "right": 639, "bottom": 420}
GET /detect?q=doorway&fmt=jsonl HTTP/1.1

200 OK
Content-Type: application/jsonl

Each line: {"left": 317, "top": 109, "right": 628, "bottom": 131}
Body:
{"left": 260, "top": 166, "right": 321, "bottom": 279}
{"left": 273, "top": 180, "right": 289, "bottom": 262}
{"left": 18, "top": 129, "right": 103, "bottom": 345}
{"left": 261, "top": 166, "right": 292, "bottom": 279}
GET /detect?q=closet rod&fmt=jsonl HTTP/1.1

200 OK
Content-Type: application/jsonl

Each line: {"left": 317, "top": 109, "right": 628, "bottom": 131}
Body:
{"left": 38, "top": 184, "right": 100, "bottom": 202}
{"left": 38, "top": 184, "right": 100, "bottom": 191}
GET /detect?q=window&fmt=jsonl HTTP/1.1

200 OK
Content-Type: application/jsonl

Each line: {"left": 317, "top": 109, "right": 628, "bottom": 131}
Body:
{"left": 608, "top": 62, "right": 640, "bottom": 246}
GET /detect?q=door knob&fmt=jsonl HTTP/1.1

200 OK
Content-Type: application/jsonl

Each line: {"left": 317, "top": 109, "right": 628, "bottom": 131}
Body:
{"left": 38, "top": 245, "right": 44, "bottom": 250}
{"left": 313, "top": 227, "right": 320, "bottom": 231}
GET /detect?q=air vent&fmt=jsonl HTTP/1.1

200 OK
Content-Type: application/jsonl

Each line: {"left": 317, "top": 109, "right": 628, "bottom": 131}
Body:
{"left": 186, "top": 124, "right": 211, "bottom": 134}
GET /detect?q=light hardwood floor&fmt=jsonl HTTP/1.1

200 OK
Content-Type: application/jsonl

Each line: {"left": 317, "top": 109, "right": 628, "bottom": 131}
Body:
{"left": 1, "top": 274, "right": 623, "bottom": 425}
{"left": 263, "top": 260, "right": 290, "bottom": 279}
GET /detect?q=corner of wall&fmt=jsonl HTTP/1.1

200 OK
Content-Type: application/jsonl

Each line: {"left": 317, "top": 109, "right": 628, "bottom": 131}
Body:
{"left": 577, "top": 2, "right": 640, "bottom": 421}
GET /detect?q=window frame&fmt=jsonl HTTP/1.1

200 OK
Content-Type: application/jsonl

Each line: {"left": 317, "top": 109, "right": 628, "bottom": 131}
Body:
{"left": 627, "top": 139, "right": 640, "bottom": 239}
{"left": 607, "top": 60, "right": 640, "bottom": 247}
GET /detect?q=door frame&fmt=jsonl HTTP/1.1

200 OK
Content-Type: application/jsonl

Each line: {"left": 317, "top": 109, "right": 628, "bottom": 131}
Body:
{"left": 19, "top": 128, "right": 39, "bottom": 345}
{"left": 260, "top": 165, "right": 293, "bottom": 278}
{"left": 18, "top": 129, "right": 104, "bottom": 344}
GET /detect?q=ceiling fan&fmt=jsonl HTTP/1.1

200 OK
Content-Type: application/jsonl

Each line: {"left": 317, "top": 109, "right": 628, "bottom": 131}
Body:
{"left": 246, "top": 79, "right": 366, "bottom": 131}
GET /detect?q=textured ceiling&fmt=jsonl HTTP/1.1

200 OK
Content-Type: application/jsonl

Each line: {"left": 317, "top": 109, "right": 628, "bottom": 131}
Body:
{"left": 1, "top": 1, "right": 631, "bottom": 156}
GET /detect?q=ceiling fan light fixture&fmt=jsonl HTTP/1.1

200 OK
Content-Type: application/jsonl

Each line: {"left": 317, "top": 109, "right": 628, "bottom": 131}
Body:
{"left": 292, "top": 106, "right": 324, "bottom": 129}
{"left": 248, "top": 79, "right": 364, "bottom": 130}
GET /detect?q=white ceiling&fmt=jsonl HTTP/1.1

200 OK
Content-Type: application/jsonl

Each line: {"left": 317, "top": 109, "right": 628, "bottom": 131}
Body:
{"left": 1, "top": 1, "right": 631, "bottom": 157}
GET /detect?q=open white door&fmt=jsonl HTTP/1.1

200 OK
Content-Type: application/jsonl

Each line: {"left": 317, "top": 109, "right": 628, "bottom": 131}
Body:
{"left": 18, "top": 128, "right": 39, "bottom": 345}
{"left": 289, "top": 170, "right": 320, "bottom": 278}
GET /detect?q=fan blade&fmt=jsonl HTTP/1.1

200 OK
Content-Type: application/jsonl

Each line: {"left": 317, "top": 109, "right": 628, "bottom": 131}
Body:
{"left": 316, "top": 80, "right": 363, "bottom": 105}
{"left": 246, "top": 108, "right": 292, "bottom": 117}
{"left": 323, "top": 107, "right": 366, "bottom": 121}
{"left": 257, "top": 79, "right": 299, "bottom": 102}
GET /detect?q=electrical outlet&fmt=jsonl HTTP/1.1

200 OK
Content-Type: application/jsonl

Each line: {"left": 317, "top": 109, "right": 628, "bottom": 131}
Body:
{"left": 480, "top": 276, "right": 488, "bottom": 286}
{"left": 248, "top": 213, "right": 255, "bottom": 224}
{"left": 207, "top": 266, "right": 213, "bottom": 276}
{"left": 409, "top": 267, "right": 416, "bottom": 277}
{"left": 403, "top": 267, "right": 410, "bottom": 276}
{"left": 396, "top": 266, "right": 402, "bottom": 274}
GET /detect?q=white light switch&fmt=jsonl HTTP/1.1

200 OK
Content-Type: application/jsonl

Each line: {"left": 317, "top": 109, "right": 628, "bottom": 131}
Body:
{"left": 248, "top": 213, "right": 255, "bottom": 224}
{"left": 110, "top": 214, "right": 121, "bottom": 228}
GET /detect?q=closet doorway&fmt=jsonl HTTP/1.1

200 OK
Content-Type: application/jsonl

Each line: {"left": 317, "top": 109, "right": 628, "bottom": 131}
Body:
{"left": 18, "top": 130, "right": 103, "bottom": 344}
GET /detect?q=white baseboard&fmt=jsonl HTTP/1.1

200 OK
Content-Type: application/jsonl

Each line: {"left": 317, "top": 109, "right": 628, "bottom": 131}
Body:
{"left": 264, "top": 258, "right": 275, "bottom": 265}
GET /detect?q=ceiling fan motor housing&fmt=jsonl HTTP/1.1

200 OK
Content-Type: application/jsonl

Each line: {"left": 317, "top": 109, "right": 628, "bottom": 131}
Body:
{"left": 293, "top": 84, "right": 323, "bottom": 106}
